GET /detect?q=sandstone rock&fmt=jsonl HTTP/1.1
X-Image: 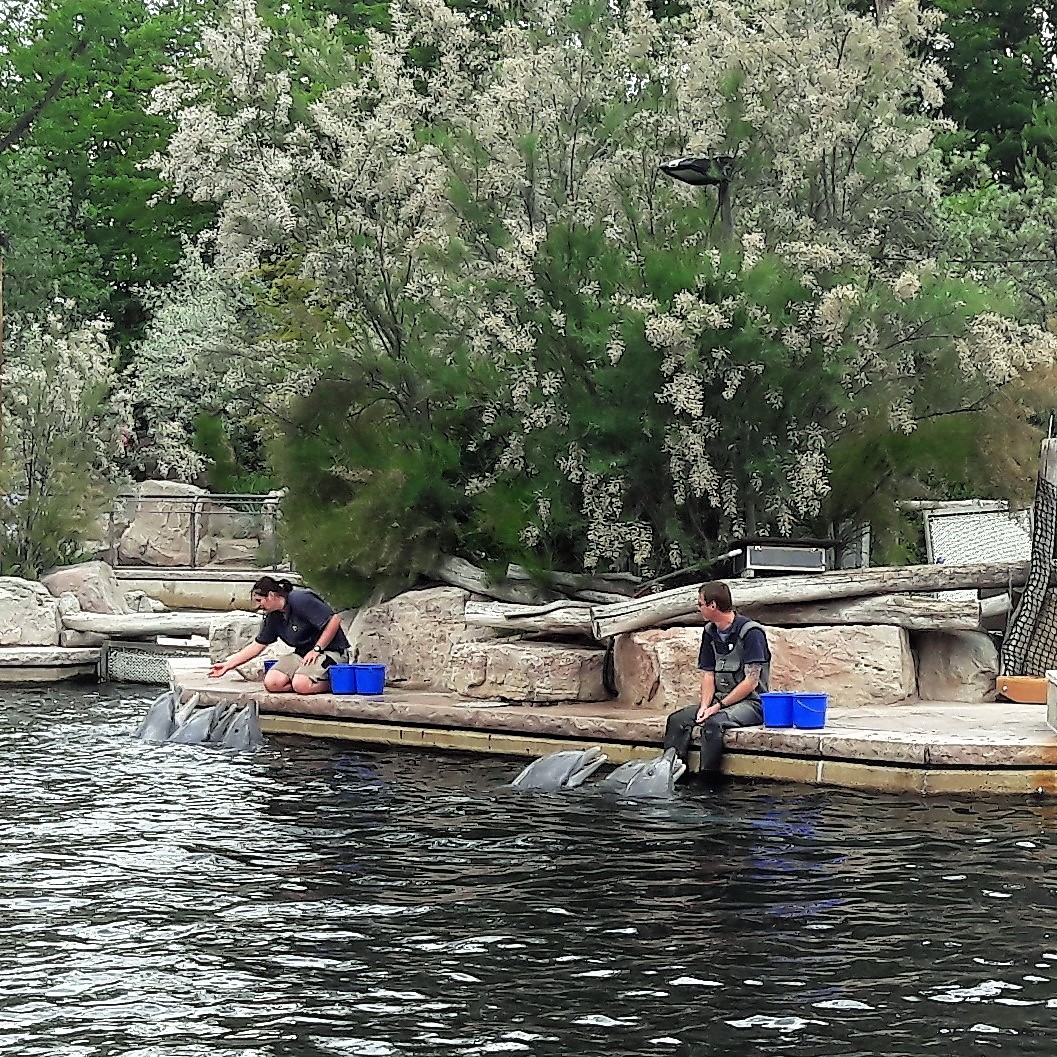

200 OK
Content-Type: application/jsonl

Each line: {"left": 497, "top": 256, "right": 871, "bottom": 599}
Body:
{"left": 770, "top": 625, "right": 916, "bottom": 704}
{"left": 56, "top": 592, "right": 82, "bottom": 618}
{"left": 60, "top": 629, "right": 108, "bottom": 648}
{"left": 0, "top": 577, "right": 63, "bottom": 646}
{"left": 40, "top": 560, "right": 130, "bottom": 614}
{"left": 614, "top": 624, "right": 916, "bottom": 709}
{"left": 449, "top": 640, "right": 608, "bottom": 702}
{"left": 124, "top": 589, "right": 167, "bottom": 613}
{"left": 209, "top": 611, "right": 265, "bottom": 662}
{"left": 195, "top": 535, "right": 261, "bottom": 567}
{"left": 350, "top": 586, "right": 498, "bottom": 690}
{"left": 915, "top": 630, "right": 998, "bottom": 702}
{"left": 614, "top": 628, "right": 702, "bottom": 711}
{"left": 116, "top": 481, "right": 205, "bottom": 567}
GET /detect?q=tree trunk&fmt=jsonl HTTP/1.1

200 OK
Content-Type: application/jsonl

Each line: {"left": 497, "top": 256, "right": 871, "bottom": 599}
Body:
{"left": 464, "top": 600, "right": 595, "bottom": 636}
{"left": 467, "top": 590, "right": 1009, "bottom": 636}
{"left": 741, "top": 593, "right": 984, "bottom": 631}
{"left": 431, "top": 555, "right": 555, "bottom": 605}
{"left": 590, "top": 561, "right": 1029, "bottom": 639}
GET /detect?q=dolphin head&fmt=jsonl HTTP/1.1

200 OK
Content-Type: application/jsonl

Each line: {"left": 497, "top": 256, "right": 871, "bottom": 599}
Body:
{"left": 621, "top": 748, "right": 687, "bottom": 798}
{"left": 511, "top": 746, "right": 608, "bottom": 791}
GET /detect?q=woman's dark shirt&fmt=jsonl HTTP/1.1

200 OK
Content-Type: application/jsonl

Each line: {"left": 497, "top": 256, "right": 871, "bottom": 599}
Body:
{"left": 255, "top": 588, "right": 349, "bottom": 656}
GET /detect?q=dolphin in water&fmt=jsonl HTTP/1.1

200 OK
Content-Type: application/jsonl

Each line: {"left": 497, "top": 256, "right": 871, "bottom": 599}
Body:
{"left": 619, "top": 748, "right": 687, "bottom": 798}
{"left": 597, "top": 757, "right": 652, "bottom": 794}
{"left": 511, "top": 746, "right": 608, "bottom": 791}
{"left": 221, "top": 700, "right": 264, "bottom": 751}
{"left": 206, "top": 701, "right": 239, "bottom": 745}
{"left": 168, "top": 703, "right": 217, "bottom": 745}
{"left": 133, "top": 690, "right": 177, "bottom": 743}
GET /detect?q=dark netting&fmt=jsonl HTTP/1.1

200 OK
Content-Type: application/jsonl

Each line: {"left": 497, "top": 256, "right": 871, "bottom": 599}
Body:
{"left": 1002, "top": 468, "right": 1057, "bottom": 676}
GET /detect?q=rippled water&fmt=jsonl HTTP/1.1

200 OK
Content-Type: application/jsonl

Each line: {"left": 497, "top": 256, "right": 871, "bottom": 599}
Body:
{"left": 3, "top": 685, "right": 1057, "bottom": 1056}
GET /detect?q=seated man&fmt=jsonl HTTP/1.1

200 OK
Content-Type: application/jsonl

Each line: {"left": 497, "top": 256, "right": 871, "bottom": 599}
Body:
{"left": 663, "top": 580, "right": 771, "bottom": 776}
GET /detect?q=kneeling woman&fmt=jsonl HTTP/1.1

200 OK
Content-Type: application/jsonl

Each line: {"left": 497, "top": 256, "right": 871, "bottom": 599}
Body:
{"left": 209, "top": 576, "right": 349, "bottom": 694}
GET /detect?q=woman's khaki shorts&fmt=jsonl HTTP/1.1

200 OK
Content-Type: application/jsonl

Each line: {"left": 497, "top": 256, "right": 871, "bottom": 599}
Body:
{"left": 271, "top": 651, "right": 346, "bottom": 684}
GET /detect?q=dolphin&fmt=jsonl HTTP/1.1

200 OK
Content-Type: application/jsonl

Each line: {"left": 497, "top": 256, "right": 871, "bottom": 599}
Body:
{"left": 168, "top": 703, "right": 217, "bottom": 745}
{"left": 597, "top": 757, "right": 652, "bottom": 794}
{"left": 206, "top": 701, "right": 239, "bottom": 744}
{"left": 621, "top": 748, "right": 687, "bottom": 798}
{"left": 174, "top": 692, "right": 201, "bottom": 726}
{"left": 133, "top": 690, "right": 177, "bottom": 742}
{"left": 221, "top": 700, "right": 264, "bottom": 751}
{"left": 511, "top": 747, "right": 608, "bottom": 791}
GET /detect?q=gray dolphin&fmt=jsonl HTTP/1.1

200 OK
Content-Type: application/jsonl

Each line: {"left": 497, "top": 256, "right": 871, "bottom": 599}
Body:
{"left": 168, "top": 703, "right": 217, "bottom": 745}
{"left": 221, "top": 700, "right": 265, "bottom": 751}
{"left": 597, "top": 757, "right": 652, "bottom": 793}
{"left": 206, "top": 701, "right": 239, "bottom": 744}
{"left": 511, "top": 747, "right": 608, "bottom": 791}
{"left": 621, "top": 748, "right": 686, "bottom": 798}
{"left": 174, "top": 692, "right": 201, "bottom": 726}
{"left": 134, "top": 690, "right": 177, "bottom": 742}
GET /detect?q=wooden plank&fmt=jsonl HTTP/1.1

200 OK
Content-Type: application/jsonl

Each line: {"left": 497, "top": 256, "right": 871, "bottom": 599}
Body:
{"left": 995, "top": 675, "right": 1048, "bottom": 704}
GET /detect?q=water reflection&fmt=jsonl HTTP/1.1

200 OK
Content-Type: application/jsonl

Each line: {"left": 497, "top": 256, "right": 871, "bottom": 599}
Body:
{"left": 2, "top": 685, "right": 1057, "bottom": 1055}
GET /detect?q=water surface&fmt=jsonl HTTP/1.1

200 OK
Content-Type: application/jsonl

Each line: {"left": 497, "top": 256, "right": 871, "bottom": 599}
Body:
{"left": 3, "top": 684, "right": 1057, "bottom": 1056}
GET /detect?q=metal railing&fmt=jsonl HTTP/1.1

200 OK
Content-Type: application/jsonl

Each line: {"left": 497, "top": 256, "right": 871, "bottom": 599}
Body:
{"left": 98, "top": 491, "right": 289, "bottom": 571}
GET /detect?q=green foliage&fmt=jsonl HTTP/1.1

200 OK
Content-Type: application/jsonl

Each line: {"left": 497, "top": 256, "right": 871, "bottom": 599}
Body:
{"left": 929, "top": 0, "right": 1057, "bottom": 180}
{"left": 271, "top": 362, "right": 495, "bottom": 606}
{"left": 0, "top": 150, "right": 105, "bottom": 315}
{"left": 0, "top": 0, "right": 217, "bottom": 343}
{"left": 0, "top": 309, "right": 123, "bottom": 577}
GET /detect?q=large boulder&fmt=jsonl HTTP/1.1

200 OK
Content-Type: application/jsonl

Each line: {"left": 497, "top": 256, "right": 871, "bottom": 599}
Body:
{"left": 116, "top": 481, "right": 205, "bottom": 567}
{"left": 209, "top": 611, "right": 265, "bottom": 662}
{"left": 350, "top": 586, "right": 498, "bottom": 690}
{"left": 0, "top": 577, "right": 63, "bottom": 646}
{"left": 40, "top": 560, "right": 130, "bottom": 614}
{"left": 449, "top": 640, "right": 608, "bottom": 702}
{"left": 615, "top": 629, "right": 701, "bottom": 711}
{"left": 915, "top": 630, "right": 998, "bottom": 702}
{"left": 614, "top": 624, "right": 916, "bottom": 708}
{"left": 769, "top": 625, "right": 916, "bottom": 704}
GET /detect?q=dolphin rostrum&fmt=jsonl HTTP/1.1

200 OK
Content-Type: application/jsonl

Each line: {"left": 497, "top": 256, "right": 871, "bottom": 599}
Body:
{"left": 133, "top": 690, "right": 177, "bottom": 743}
{"left": 511, "top": 747, "right": 608, "bottom": 791}
{"left": 221, "top": 700, "right": 264, "bottom": 751}
{"left": 620, "top": 748, "right": 687, "bottom": 798}
{"left": 168, "top": 703, "right": 217, "bottom": 745}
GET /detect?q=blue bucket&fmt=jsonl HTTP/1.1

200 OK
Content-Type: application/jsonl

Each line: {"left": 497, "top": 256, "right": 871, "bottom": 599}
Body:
{"left": 329, "top": 664, "right": 357, "bottom": 694}
{"left": 760, "top": 692, "right": 794, "bottom": 728}
{"left": 263, "top": 659, "right": 277, "bottom": 673}
{"left": 355, "top": 664, "right": 386, "bottom": 695}
{"left": 793, "top": 693, "right": 828, "bottom": 730}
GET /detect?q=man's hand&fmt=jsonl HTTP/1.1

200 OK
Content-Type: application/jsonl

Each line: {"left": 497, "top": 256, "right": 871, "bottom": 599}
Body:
{"left": 208, "top": 661, "right": 231, "bottom": 679}
{"left": 696, "top": 700, "right": 721, "bottom": 724}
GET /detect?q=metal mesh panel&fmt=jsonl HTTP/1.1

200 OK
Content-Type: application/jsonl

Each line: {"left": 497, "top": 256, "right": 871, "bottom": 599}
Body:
{"left": 100, "top": 641, "right": 208, "bottom": 685}
{"left": 925, "top": 509, "right": 1032, "bottom": 565}
{"left": 1002, "top": 478, "right": 1057, "bottom": 676}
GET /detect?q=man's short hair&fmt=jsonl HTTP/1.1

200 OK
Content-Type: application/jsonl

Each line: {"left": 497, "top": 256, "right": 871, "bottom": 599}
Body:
{"left": 699, "top": 580, "right": 733, "bottom": 612}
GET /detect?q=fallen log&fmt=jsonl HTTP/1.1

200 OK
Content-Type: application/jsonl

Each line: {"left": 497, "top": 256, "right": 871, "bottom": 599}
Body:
{"left": 61, "top": 611, "right": 215, "bottom": 638}
{"left": 468, "top": 590, "right": 1012, "bottom": 636}
{"left": 740, "top": 593, "right": 983, "bottom": 631}
{"left": 464, "top": 599, "right": 595, "bottom": 635}
{"left": 431, "top": 555, "right": 555, "bottom": 605}
{"left": 590, "top": 561, "right": 1029, "bottom": 639}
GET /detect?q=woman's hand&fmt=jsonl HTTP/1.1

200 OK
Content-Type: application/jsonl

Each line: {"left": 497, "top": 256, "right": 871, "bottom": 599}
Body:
{"left": 208, "top": 661, "right": 231, "bottom": 678}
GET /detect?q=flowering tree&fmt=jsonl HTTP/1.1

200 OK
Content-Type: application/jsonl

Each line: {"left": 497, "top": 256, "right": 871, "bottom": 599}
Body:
{"left": 0, "top": 302, "right": 129, "bottom": 575}
{"left": 146, "top": 0, "right": 1057, "bottom": 590}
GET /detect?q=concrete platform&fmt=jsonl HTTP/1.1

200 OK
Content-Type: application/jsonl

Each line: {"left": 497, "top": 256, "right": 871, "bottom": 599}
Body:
{"left": 0, "top": 647, "right": 101, "bottom": 683}
{"left": 171, "top": 661, "right": 1057, "bottom": 795}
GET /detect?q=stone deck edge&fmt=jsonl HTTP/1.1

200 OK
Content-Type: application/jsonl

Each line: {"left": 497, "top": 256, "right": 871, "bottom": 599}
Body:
{"left": 261, "top": 713, "right": 1057, "bottom": 796}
